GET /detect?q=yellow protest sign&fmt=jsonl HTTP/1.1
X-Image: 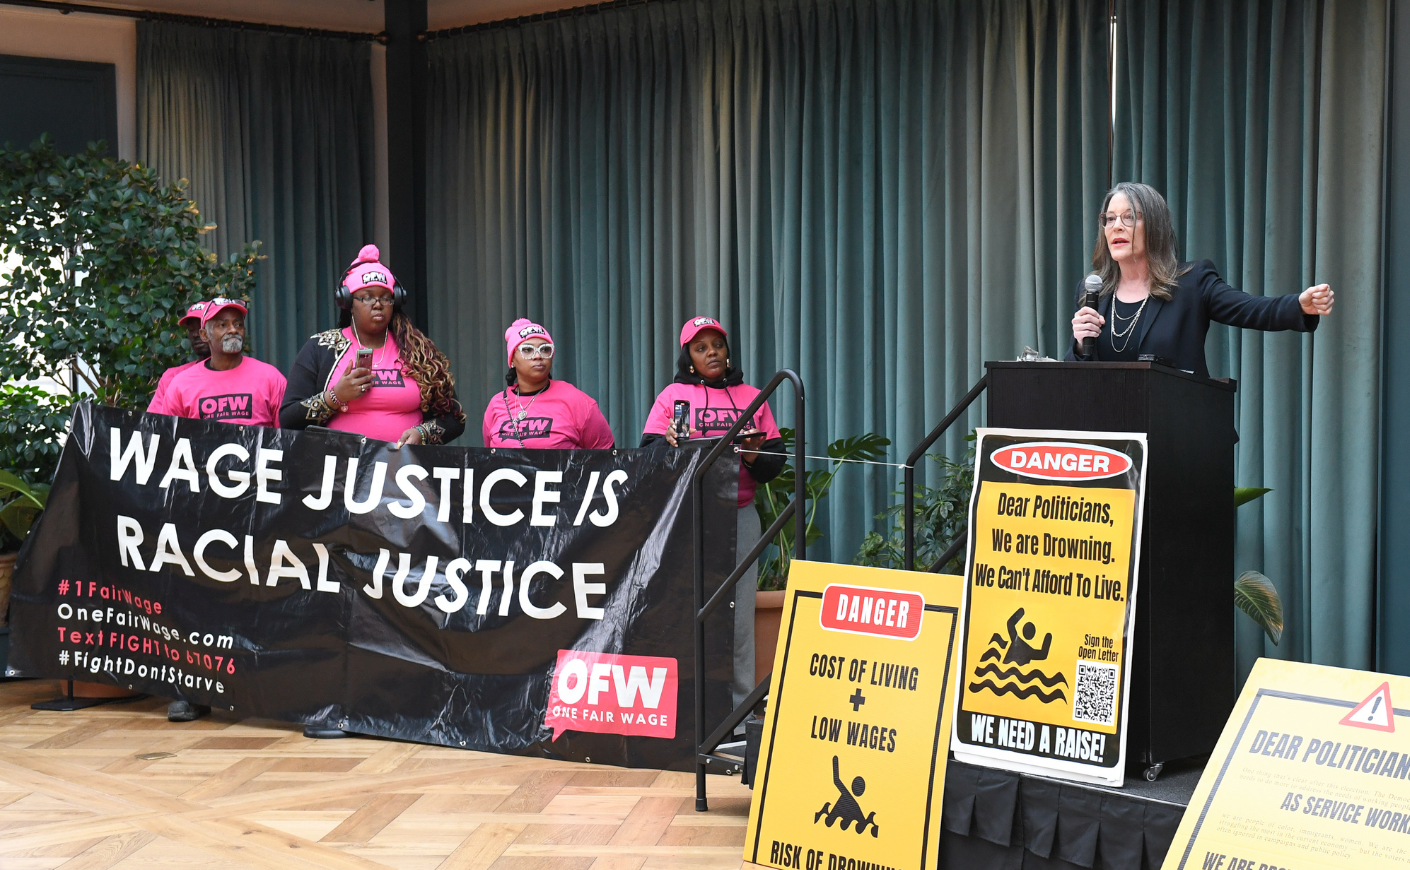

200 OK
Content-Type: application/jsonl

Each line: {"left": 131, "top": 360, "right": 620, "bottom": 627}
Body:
{"left": 951, "top": 429, "right": 1148, "bottom": 787}
{"left": 1164, "top": 658, "right": 1410, "bottom": 870}
{"left": 744, "top": 561, "right": 962, "bottom": 870}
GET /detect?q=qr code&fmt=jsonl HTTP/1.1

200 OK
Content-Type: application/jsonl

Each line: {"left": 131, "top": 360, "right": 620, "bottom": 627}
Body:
{"left": 1071, "top": 661, "right": 1118, "bottom": 726}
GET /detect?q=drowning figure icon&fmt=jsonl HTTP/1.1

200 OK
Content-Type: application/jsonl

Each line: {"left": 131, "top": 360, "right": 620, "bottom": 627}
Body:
{"left": 1002, "top": 607, "right": 1051, "bottom": 666}
{"left": 971, "top": 607, "right": 1068, "bottom": 704}
{"left": 814, "top": 755, "right": 880, "bottom": 837}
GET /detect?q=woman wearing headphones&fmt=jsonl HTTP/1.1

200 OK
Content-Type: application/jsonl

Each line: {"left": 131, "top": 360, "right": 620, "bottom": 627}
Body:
{"left": 281, "top": 245, "right": 466, "bottom": 448}
{"left": 482, "top": 319, "right": 614, "bottom": 449}
{"left": 641, "top": 316, "right": 784, "bottom": 707}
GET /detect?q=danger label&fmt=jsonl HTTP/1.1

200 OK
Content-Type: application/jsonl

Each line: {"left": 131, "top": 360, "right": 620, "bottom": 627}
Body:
{"left": 990, "top": 442, "right": 1133, "bottom": 482}
{"left": 819, "top": 584, "right": 924, "bottom": 640}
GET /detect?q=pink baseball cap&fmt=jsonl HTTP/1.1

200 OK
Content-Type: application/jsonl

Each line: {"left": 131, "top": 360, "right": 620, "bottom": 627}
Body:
{"left": 179, "top": 300, "right": 209, "bottom": 325}
{"left": 343, "top": 244, "right": 396, "bottom": 294}
{"left": 505, "top": 318, "right": 553, "bottom": 365}
{"left": 679, "top": 316, "right": 727, "bottom": 347}
{"left": 201, "top": 296, "right": 248, "bottom": 327}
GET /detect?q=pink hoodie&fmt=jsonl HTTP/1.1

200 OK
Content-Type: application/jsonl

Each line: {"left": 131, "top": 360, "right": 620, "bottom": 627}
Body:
{"left": 642, "top": 382, "right": 781, "bottom": 507}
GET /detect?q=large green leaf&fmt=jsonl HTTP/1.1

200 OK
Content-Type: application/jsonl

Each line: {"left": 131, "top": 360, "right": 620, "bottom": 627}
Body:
{"left": 1234, "top": 487, "right": 1272, "bottom": 508}
{"left": 0, "top": 497, "right": 40, "bottom": 539}
{"left": 0, "top": 469, "right": 46, "bottom": 509}
{"left": 1234, "top": 570, "right": 1283, "bottom": 646}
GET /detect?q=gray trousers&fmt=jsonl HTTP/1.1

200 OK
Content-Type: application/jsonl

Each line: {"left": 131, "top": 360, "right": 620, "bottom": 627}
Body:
{"left": 733, "top": 505, "right": 759, "bottom": 709}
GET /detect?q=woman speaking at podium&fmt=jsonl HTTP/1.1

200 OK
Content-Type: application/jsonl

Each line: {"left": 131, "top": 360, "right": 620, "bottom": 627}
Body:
{"left": 1068, "top": 182, "right": 1334, "bottom": 377}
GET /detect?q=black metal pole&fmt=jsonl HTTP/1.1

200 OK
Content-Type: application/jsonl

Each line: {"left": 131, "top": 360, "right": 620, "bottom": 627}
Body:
{"left": 693, "top": 453, "right": 707, "bottom": 811}
{"left": 794, "top": 377, "right": 806, "bottom": 562}
{"left": 902, "top": 374, "right": 987, "bottom": 571}
{"left": 385, "top": 0, "right": 429, "bottom": 333}
{"left": 692, "top": 369, "right": 803, "bottom": 813}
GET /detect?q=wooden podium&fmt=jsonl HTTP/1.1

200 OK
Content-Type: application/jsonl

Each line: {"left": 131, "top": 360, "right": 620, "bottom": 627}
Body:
{"left": 985, "top": 361, "right": 1237, "bottom": 775}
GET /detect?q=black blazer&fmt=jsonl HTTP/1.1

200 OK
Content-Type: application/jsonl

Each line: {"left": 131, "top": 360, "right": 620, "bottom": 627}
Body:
{"left": 279, "top": 328, "right": 466, "bottom": 444}
{"left": 1065, "top": 260, "right": 1319, "bottom": 378}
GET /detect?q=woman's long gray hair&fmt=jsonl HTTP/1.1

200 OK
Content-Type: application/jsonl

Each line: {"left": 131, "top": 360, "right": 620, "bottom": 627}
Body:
{"left": 1090, "top": 182, "right": 1188, "bottom": 301}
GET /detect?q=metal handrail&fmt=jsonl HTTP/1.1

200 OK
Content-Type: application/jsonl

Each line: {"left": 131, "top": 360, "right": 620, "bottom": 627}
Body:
{"left": 693, "top": 368, "right": 804, "bottom": 812}
{"left": 903, "top": 374, "right": 987, "bottom": 571}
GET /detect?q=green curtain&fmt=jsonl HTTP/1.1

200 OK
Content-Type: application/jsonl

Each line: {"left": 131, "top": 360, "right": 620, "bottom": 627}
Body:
{"left": 1113, "top": 0, "right": 1387, "bottom": 671}
{"left": 136, "top": 21, "right": 376, "bottom": 372}
{"left": 426, "top": 0, "right": 1110, "bottom": 561}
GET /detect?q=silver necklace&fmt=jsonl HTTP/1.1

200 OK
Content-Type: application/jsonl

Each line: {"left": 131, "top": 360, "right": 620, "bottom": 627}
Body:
{"left": 1109, "top": 295, "right": 1148, "bottom": 352}
{"left": 351, "top": 324, "right": 388, "bottom": 368}
{"left": 514, "top": 388, "right": 543, "bottom": 421}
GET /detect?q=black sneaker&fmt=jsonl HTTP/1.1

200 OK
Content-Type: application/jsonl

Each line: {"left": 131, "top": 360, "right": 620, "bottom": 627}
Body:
{"left": 167, "top": 700, "right": 210, "bottom": 722}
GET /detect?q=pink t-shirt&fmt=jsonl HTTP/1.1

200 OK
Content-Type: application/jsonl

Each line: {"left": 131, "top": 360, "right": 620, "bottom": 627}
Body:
{"left": 147, "top": 359, "right": 204, "bottom": 415}
{"left": 483, "top": 380, "right": 614, "bottom": 449}
{"left": 642, "top": 381, "right": 782, "bottom": 507}
{"left": 163, "top": 357, "right": 286, "bottom": 427}
{"left": 327, "top": 328, "right": 424, "bottom": 443}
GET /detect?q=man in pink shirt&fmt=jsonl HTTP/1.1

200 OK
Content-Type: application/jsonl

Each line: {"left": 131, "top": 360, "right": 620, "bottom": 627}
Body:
{"left": 163, "top": 298, "right": 286, "bottom": 428}
{"left": 160, "top": 297, "right": 284, "bottom": 723}
{"left": 146, "top": 300, "right": 210, "bottom": 414}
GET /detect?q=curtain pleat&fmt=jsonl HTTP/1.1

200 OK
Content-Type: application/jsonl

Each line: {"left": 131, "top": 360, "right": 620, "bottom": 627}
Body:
{"left": 1113, "top": 0, "right": 1387, "bottom": 672}
{"left": 136, "top": 22, "right": 376, "bottom": 372}
{"left": 426, "top": 0, "right": 1110, "bottom": 561}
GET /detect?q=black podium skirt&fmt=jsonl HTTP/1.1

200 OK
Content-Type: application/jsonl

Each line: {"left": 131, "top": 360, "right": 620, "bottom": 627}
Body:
{"left": 938, "top": 761, "right": 1189, "bottom": 870}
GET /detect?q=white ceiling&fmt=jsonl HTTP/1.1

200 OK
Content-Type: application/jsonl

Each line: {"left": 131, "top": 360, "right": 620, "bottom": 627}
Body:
{"left": 64, "top": 0, "right": 593, "bottom": 31}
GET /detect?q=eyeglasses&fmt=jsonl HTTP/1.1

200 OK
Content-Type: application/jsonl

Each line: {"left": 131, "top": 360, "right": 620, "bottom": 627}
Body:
{"left": 352, "top": 294, "right": 394, "bottom": 308}
{"left": 518, "top": 343, "right": 554, "bottom": 359}
{"left": 1098, "top": 211, "right": 1141, "bottom": 229}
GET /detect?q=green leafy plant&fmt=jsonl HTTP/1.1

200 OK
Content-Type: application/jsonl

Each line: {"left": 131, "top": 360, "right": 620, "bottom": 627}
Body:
{"left": 1234, "top": 487, "right": 1283, "bottom": 646}
{"left": 754, "top": 429, "right": 891, "bottom": 590}
{"left": 1234, "top": 570, "right": 1282, "bottom": 647}
{"left": 856, "top": 434, "right": 976, "bottom": 574}
{"left": 0, "top": 470, "right": 49, "bottom": 553}
{"left": 0, "top": 135, "right": 260, "bottom": 483}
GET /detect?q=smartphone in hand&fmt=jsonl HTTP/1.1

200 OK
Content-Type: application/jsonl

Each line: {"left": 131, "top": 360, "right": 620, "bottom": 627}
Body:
{"left": 672, "top": 400, "right": 690, "bottom": 440}
{"left": 355, "top": 348, "right": 374, "bottom": 375}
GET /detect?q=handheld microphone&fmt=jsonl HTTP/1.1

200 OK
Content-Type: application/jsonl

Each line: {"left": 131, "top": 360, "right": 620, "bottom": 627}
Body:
{"left": 1080, "top": 273, "right": 1102, "bottom": 358}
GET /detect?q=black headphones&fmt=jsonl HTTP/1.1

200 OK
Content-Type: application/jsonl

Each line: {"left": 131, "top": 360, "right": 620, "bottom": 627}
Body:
{"left": 335, "top": 253, "right": 407, "bottom": 310}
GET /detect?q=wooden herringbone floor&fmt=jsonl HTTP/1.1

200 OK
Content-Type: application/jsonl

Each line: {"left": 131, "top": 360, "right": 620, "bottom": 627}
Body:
{"left": 0, "top": 680, "right": 756, "bottom": 869}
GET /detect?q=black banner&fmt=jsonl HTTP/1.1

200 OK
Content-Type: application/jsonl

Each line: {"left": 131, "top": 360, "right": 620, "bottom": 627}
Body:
{"left": 7, "top": 403, "right": 740, "bottom": 770}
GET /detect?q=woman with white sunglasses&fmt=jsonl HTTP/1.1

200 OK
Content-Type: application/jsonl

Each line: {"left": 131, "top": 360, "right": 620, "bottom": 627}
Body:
{"left": 482, "top": 319, "right": 614, "bottom": 449}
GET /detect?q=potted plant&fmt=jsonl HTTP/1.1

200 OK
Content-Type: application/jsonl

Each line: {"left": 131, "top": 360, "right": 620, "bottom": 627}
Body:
{"left": 0, "top": 135, "right": 259, "bottom": 696}
{"left": 856, "top": 435, "right": 976, "bottom": 574}
{"left": 752, "top": 428, "right": 890, "bottom": 683}
{"left": 1233, "top": 487, "right": 1283, "bottom": 646}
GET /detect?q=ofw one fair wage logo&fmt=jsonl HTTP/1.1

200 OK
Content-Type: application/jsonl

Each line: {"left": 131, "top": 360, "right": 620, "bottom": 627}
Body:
{"left": 990, "top": 442, "right": 1132, "bottom": 482}
{"left": 545, "top": 650, "right": 678, "bottom": 740}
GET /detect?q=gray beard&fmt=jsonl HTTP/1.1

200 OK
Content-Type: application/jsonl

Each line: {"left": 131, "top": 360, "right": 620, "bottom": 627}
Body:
{"left": 220, "top": 334, "right": 244, "bottom": 354}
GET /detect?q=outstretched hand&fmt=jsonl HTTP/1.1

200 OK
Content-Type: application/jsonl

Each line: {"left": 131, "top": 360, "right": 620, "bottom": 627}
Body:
{"left": 1300, "top": 284, "right": 1334, "bottom": 316}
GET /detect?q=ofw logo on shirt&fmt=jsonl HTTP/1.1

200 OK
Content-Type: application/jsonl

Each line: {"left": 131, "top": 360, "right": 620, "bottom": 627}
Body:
{"left": 544, "top": 650, "right": 678, "bottom": 740}
{"left": 499, "top": 417, "right": 554, "bottom": 440}
{"left": 198, "top": 394, "right": 253, "bottom": 421}
{"left": 370, "top": 368, "right": 404, "bottom": 388}
{"left": 694, "top": 407, "right": 756, "bottom": 433}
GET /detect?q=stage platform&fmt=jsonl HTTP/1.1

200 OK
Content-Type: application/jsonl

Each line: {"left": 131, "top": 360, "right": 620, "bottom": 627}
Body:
{"left": 939, "top": 758, "right": 1198, "bottom": 869}
{"left": 0, "top": 680, "right": 754, "bottom": 870}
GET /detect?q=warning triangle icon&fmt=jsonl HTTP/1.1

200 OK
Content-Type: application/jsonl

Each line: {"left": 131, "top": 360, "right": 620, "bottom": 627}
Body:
{"left": 1340, "top": 682, "right": 1396, "bottom": 732}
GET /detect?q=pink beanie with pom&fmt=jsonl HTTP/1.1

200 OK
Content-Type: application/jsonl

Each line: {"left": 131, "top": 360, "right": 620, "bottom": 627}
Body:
{"left": 505, "top": 318, "right": 553, "bottom": 365}
{"left": 343, "top": 244, "right": 396, "bottom": 294}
